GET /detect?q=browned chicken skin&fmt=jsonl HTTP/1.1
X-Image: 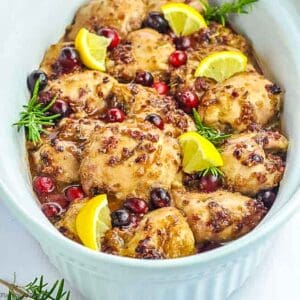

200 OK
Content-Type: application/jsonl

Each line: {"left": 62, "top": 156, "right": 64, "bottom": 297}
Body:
{"left": 198, "top": 72, "right": 282, "bottom": 132}
{"left": 220, "top": 131, "right": 288, "bottom": 196}
{"left": 80, "top": 121, "right": 181, "bottom": 201}
{"left": 102, "top": 207, "right": 195, "bottom": 259}
{"left": 107, "top": 28, "right": 175, "bottom": 82}
{"left": 172, "top": 189, "right": 266, "bottom": 243}
{"left": 65, "top": 0, "right": 147, "bottom": 40}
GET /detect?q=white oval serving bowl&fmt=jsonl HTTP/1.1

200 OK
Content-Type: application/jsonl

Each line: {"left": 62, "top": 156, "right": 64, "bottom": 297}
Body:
{"left": 1, "top": 0, "right": 300, "bottom": 299}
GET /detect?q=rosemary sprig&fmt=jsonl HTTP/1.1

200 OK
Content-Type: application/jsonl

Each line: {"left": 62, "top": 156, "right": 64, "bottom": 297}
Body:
{"left": 200, "top": 166, "right": 224, "bottom": 177}
{"left": 13, "top": 79, "right": 60, "bottom": 144}
{"left": 201, "top": 0, "right": 259, "bottom": 26}
{"left": 1, "top": 276, "right": 70, "bottom": 300}
{"left": 192, "top": 108, "right": 231, "bottom": 145}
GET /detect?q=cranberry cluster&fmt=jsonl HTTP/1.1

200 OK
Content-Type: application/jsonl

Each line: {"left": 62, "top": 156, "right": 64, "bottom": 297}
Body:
{"left": 33, "top": 176, "right": 85, "bottom": 218}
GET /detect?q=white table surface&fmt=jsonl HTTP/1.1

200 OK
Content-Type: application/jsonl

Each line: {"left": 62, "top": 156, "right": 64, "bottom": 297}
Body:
{"left": 1, "top": 200, "right": 299, "bottom": 300}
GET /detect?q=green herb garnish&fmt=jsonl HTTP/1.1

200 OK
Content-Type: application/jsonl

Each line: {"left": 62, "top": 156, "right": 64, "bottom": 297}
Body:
{"left": 200, "top": 166, "right": 224, "bottom": 177}
{"left": 192, "top": 108, "right": 231, "bottom": 145}
{"left": 0, "top": 275, "right": 70, "bottom": 300}
{"left": 201, "top": 0, "right": 259, "bottom": 26}
{"left": 13, "top": 80, "right": 60, "bottom": 144}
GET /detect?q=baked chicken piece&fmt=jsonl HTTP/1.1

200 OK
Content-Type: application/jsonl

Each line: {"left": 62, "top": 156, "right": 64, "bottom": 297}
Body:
{"left": 65, "top": 0, "right": 147, "bottom": 41}
{"left": 144, "top": 0, "right": 207, "bottom": 12}
{"left": 220, "top": 131, "right": 288, "bottom": 196}
{"left": 31, "top": 139, "right": 80, "bottom": 184}
{"left": 192, "top": 22, "right": 252, "bottom": 56}
{"left": 198, "top": 72, "right": 282, "bottom": 132}
{"left": 107, "top": 28, "right": 175, "bottom": 82}
{"left": 102, "top": 207, "right": 195, "bottom": 259}
{"left": 80, "top": 121, "right": 181, "bottom": 202}
{"left": 42, "top": 70, "right": 116, "bottom": 116}
{"left": 108, "top": 83, "right": 196, "bottom": 137}
{"left": 172, "top": 189, "right": 267, "bottom": 243}
{"left": 56, "top": 117, "right": 104, "bottom": 143}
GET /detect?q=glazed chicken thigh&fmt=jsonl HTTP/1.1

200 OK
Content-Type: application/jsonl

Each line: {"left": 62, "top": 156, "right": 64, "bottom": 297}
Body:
{"left": 102, "top": 207, "right": 195, "bottom": 258}
{"left": 220, "top": 131, "right": 288, "bottom": 196}
{"left": 198, "top": 72, "right": 282, "bottom": 132}
{"left": 107, "top": 28, "right": 175, "bottom": 82}
{"left": 80, "top": 121, "right": 181, "bottom": 201}
{"left": 172, "top": 189, "right": 266, "bottom": 243}
{"left": 65, "top": 0, "right": 147, "bottom": 40}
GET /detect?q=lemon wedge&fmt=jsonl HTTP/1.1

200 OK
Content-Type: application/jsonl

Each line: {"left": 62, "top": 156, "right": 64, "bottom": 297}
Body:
{"left": 75, "top": 28, "right": 111, "bottom": 72}
{"left": 161, "top": 3, "right": 207, "bottom": 36}
{"left": 179, "top": 131, "right": 223, "bottom": 174}
{"left": 195, "top": 51, "right": 248, "bottom": 82}
{"left": 76, "top": 194, "right": 111, "bottom": 251}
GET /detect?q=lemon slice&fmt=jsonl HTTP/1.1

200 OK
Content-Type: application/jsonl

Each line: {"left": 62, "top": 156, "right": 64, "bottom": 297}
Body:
{"left": 195, "top": 51, "right": 248, "bottom": 82}
{"left": 161, "top": 3, "right": 207, "bottom": 36}
{"left": 76, "top": 194, "right": 111, "bottom": 251}
{"left": 179, "top": 132, "right": 223, "bottom": 174}
{"left": 75, "top": 28, "right": 111, "bottom": 72}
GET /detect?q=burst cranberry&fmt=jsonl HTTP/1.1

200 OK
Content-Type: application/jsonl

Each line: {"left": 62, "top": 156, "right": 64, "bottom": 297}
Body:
{"left": 145, "top": 114, "right": 164, "bottom": 130}
{"left": 174, "top": 37, "right": 191, "bottom": 50}
{"left": 142, "top": 12, "right": 170, "bottom": 34}
{"left": 56, "top": 47, "right": 81, "bottom": 74}
{"left": 41, "top": 203, "right": 62, "bottom": 218}
{"left": 150, "top": 188, "right": 171, "bottom": 208}
{"left": 27, "top": 70, "right": 48, "bottom": 94}
{"left": 111, "top": 209, "right": 131, "bottom": 227}
{"left": 135, "top": 71, "right": 154, "bottom": 87}
{"left": 50, "top": 100, "right": 71, "bottom": 117}
{"left": 199, "top": 174, "right": 221, "bottom": 193}
{"left": 46, "top": 194, "right": 69, "bottom": 209}
{"left": 176, "top": 90, "right": 199, "bottom": 113}
{"left": 33, "top": 176, "right": 55, "bottom": 195}
{"left": 257, "top": 190, "right": 277, "bottom": 209}
{"left": 65, "top": 186, "right": 85, "bottom": 202}
{"left": 169, "top": 51, "right": 187, "bottom": 67}
{"left": 153, "top": 82, "right": 169, "bottom": 95}
{"left": 124, "top": 198, "right": 149, "bottom": 214}
{"left": 98, "top": 28, "right": 120, "bottom": 49}
{"left": 106, "top": 108, "right": 125, "bottom": 123}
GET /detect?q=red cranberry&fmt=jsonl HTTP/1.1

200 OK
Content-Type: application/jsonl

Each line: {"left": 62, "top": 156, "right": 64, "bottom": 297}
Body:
{"left": 56, "top": 47, "right": 81, "bottom": 74}
{"left": 27, "top": 70, "right": 48, "bottom": 94}
{"left": 169, "top": 51, "right": 187, "bottom": 68}
{"left": 65, "top": 186, "right": 85, "bottom": 202}
{"left": 134, "top": 71, "right": 154, "bottom": 87}
{"left": 50, "top": 100, "right": 71, "bottom": 117}
{"left": 153, "top": 82, "right": 169, "bottom": 95}
{"left": 41, "top": 203, "right": 63, "bottom": 218}
{"left": 124, "top": 198, "right": 149, "bottom": 214}
{"left": 98, "top": 28, "right": 120, "bottom": 49}
{"left": 150, "top": 188, "right": 171, "bottom": 208}
{"left": 142, "top": 12, "right": 170, "bottom": 34}
{"left": 145, "top": 114, "right": 164, "bottom": 130}
{"left": 45, "top": 194, "right": 69, "bottom": 209}
{"left": 33, "top": 176, "right": 55, "bottom": 195}
{"left": 111, "top": 209, "right": 131, "bottom": 227}
{"left": 257, "top": 190, "right": 277, "bottom": 209}
{"left": 199, "top": 174, "right": 221, "bottom": 193}
{"left": 176, "top": 90, "right": 199, "bottom": 113}
{"left": 106, "top": 108, "right": 125, "bottom": 123}
{"left": 174, "top": 37, "right": 191, "bottom": 51}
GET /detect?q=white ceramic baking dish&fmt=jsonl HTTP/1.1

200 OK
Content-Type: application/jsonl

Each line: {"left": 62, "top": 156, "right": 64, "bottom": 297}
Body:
{"left": 1, "top": 0, "right": 300, "bottom": 299}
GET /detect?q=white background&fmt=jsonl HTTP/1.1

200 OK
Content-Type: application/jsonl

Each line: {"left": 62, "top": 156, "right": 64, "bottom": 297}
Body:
{"left": 1, "top": 200, "right": 299, "bottom": 300}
